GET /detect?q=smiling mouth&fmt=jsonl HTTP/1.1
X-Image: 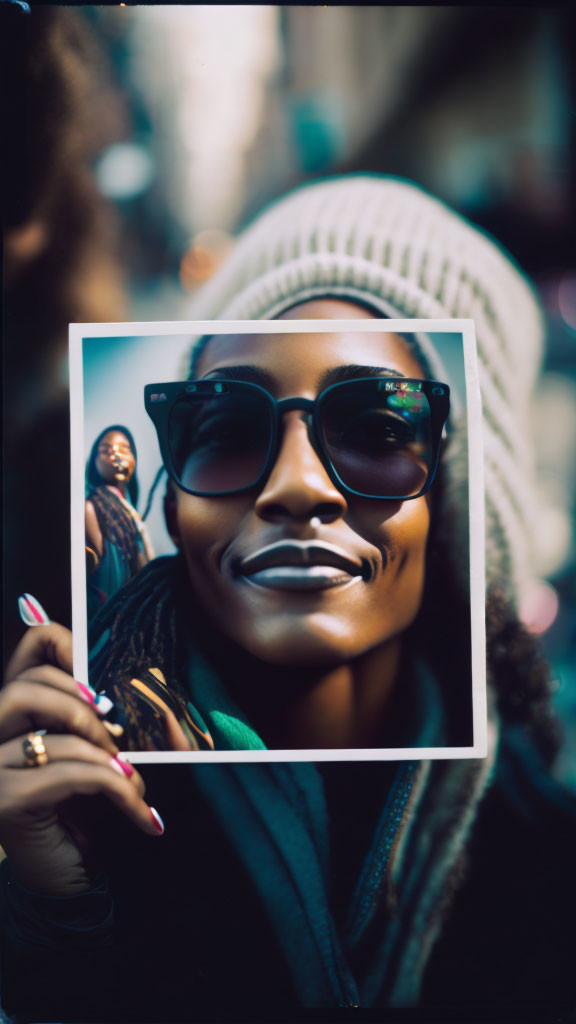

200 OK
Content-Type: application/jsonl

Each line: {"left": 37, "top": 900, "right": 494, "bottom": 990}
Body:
{"left": 234, "top": 541, "right": 372, "bottom": 592}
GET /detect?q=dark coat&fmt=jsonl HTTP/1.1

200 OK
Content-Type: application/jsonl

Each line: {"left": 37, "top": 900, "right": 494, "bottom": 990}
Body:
{"left": 1, "top": 731, "right": 576, "bottom": 1023}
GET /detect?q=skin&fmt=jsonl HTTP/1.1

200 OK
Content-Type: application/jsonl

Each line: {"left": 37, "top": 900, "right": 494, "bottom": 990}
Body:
{"left": 0, "top": 625, "right": 162, "bottom": 895}
{"left": 0, "top": 298, "right": 434, "bottom": 897}
{"left": 94, "top": 430, "right": 136, "bottom": 493}
{"left": 2, "top": 432, "right": 153, "bottom": 896}
{"left": 171, "top": 299, "right": 431, "bottom": 748}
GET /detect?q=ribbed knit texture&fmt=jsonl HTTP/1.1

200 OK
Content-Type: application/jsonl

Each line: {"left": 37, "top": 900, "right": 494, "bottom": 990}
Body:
{"left": 188, "top": 174, "right": 545, "bottom": 604}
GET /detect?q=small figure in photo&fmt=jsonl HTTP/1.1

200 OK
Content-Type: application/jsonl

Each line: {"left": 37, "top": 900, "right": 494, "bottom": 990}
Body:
{"left": 85, "top": 425, "right": 154, "bottom": 618}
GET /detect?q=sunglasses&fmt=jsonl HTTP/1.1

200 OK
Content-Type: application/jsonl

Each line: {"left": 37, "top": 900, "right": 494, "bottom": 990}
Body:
{"left": 145, "top": 377, "right": 450, "bottom": 501}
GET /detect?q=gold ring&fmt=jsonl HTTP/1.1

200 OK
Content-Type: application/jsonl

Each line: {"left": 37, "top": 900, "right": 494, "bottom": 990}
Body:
{"left": 22, "top": 731, "right": 48, "bottom": 768}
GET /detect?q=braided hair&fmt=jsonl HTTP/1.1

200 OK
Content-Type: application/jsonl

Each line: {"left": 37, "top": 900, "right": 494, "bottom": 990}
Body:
{"left": 86, "top": 425, "right": 142, "bottom": 573}
{"left": 88, "top": 517, "right": 561, "bottom": 766}
{"left": 87, "top": 338, "right": 560, "bottom": 761}
{"left": 89, "top": 554, "right": 189, "bottom": 700}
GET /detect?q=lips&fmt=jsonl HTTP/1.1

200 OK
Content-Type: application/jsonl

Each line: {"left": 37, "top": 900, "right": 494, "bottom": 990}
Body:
{"left": 233, "top": 541, "right": 370, "bottom": 592}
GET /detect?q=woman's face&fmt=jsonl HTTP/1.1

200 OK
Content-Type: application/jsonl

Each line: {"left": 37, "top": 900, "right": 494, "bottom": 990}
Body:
{"left": 95, "top": 430, "right": 136, "bottom": 486}
{"left": 172, "top": 300, "right": 432, "bottom": 667}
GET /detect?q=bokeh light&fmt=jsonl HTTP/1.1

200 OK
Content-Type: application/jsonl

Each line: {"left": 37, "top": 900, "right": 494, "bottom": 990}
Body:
{"left": 95, "top": 142, "right": 155, "bottom": 200}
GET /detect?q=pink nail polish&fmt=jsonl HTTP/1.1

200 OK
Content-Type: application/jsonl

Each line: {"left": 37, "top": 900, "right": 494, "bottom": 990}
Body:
{"left": 112, "top": 754, "right": 134, "bottom": 778}
{"left": 110, "top": 757, "right": 125, "bottom": 777}
{"left": 149, "top": 807, "right": 165, "bottom": 835}
{"left": 76, "top": 680, "right": 99, "bottom": 710}
{"left": 18, "top": 593, "right": 51, "bottom": 627}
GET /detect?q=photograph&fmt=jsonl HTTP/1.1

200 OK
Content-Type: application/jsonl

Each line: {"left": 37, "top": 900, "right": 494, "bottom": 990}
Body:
{"left": 72, "top": 318, "right": 485, "bottom": 761}
{"left": 1, "top": 5, "right": 575, "bottom": 1022}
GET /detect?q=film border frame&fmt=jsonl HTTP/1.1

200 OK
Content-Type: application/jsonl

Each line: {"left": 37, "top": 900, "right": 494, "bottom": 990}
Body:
{"left": 69, "top": 317, "right": 486, "bottom": 764}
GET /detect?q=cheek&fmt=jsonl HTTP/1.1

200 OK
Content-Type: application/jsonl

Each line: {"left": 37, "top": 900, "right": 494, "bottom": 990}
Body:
{"left": 174, "top": 495, "right": 247, "bottom": 589}
{"left": 388, "top": 498, "right": 430, "bottom": 565}
{"left": 362, "top": 498, "right": 431, "bottom": 626}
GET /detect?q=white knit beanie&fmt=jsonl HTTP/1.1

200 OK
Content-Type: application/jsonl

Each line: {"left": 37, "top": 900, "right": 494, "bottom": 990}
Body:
{"left": 187, "top": 175, "right": 546, "bottom": 605}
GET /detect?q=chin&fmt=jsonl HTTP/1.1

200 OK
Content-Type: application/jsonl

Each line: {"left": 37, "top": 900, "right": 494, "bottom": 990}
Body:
{"left": 237, "top": 617, "right": 376, "bottom": 669}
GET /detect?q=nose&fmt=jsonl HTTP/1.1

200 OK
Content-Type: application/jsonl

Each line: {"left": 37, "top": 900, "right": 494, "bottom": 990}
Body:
{"left": 254, "top": 411, "right": 347, "bottom": 524}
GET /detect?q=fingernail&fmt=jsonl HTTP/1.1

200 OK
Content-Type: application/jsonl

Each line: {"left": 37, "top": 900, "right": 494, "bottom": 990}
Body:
{"left": 112, "top": 754, "right": 134, "bottom": 778}
{"left": 18, "top": 594, "right": 50, "bottom": 627}
{"left": 149, "top": 807, "right": 165, "bottom": 835}
{"left": 103, "top": 721, "right": 124, "bottom": 738}
{"left": 76, "top": 680, "right": 99, "bottom": 711}
{"left": 110, "top": 755, "right": 134, "bottom": 778}
{"left": 95, "top": 693, "right": 114, "bottom": 715}
{"left": 75, "top": 682, "right": 115, "bottom": 718}
{"left": 110, "top": 757, "right": 125, "bottom": 777}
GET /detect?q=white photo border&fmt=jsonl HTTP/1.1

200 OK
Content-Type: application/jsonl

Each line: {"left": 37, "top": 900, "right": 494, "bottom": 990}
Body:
{"left": 70, "top": 318, "right": 486, "bottom": 763}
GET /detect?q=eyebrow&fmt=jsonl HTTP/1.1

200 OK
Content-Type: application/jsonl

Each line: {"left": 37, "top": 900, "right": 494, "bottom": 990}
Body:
{"left": 202, "top": 365, "right": 274, "bottom": 388}
{"left": 201, "top": 363, "right": 407, "bottom": 393}
{"left": 317, "top": 364, "right": 407, "bottom": 388}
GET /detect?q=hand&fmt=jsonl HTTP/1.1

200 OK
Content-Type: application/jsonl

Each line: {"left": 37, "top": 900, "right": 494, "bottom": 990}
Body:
{"left": 0, "top": 624, "right": 164, "bottom": 896}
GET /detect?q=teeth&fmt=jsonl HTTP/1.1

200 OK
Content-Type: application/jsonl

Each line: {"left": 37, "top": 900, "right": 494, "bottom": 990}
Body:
{"left": 254, "top": 566, "right": 344, "bottom": 578}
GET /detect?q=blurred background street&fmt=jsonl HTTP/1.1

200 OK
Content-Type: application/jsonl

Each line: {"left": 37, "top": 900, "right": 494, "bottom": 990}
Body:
{"left": 3, "top": 4, "right": 575, "bottom": 782}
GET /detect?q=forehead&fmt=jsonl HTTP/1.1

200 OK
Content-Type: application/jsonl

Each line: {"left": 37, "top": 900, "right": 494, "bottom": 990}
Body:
{"left": 196, "top": 330, "right": 426, "bottom": 392}
{"left": 99, "top": 431, "right": 131, "bottom": 447}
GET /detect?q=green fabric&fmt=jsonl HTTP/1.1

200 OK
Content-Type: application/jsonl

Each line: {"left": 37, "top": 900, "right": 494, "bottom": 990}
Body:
{"left": 187, "top": 645, "right": 267, "bottom": 750}
{"left": 192, "top": 759, "right": 419, "bottom": 1007}
{"left": 193, "top": 761, "right": 359, "bottom": 1006}
{"left": 89, "top": 627, "right": 111, "bottom": 661}
{"left": 84, "top": 628, "right": 484, "bottom": 1009}
{"left": 186, "top": 646, "right": 436, "bottom": 1006}
{"left": 186, "top": 645, "right": 446, "bottom": 754}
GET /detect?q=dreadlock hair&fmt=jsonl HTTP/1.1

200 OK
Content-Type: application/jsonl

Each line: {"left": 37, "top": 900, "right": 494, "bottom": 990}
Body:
{"left": 91, "top": 322, "right": 561, "bottom": 761}
{"left": 89, "top": 554, "right": 190, "bottom": 704}
{"left": 414, "top": 458, "right": 561, "bottom": 766}
{"left": 87, "top": 526, "right": 561, "bottom": 766}
{"left": 85, "top": 424, "right": 145, "bottom": 574}
{"left": 86, "top": 424, "right": 139, "bottom": 506}
{"left": 87, "top": 487, "right": 143, "bottom": 576}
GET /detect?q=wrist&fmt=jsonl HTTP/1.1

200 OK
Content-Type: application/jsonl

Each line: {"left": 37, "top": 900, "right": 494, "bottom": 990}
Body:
{"left": 1, "top": 843, "right": 95, "bottom": 896}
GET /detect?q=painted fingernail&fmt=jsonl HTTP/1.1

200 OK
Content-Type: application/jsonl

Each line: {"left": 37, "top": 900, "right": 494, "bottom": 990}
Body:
{"left": 76, "top": 680, "right": 99, "bottom": 710}
{"left": 112, "top": 754, "right": 134, "bottom": 778}
{"left": 18, "top": 594, "right": 51, "bottom": 627}
{"left": 149, "top": 807, "right": 165, "bottom": 835}
{"left": 75, "top": 682, "right": 115, "bottom": 718}
{"left": 110, "top": 757, "right": 126, "bottom": 777}
{"left": 95, "top": 693, "right": 114, "bottom": 715}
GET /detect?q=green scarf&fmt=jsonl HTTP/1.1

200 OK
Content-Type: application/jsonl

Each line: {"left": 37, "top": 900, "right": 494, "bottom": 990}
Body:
{"left": 187, "top": 645, "right": 267, "bottom": 749}
{"left": 185, "top": 645, "right": 465, "bottom": 1007}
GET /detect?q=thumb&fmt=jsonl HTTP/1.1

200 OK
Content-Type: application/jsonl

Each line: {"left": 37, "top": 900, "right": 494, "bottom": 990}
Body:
{"left": 6, "top": 623, "right": 74, "bottom": 683}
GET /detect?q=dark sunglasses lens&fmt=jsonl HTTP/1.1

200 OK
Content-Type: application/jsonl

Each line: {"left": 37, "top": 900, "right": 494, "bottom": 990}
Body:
{"left": 320, "top": 385, "right": 433, "bottom": 498}
{"left": 168, "top": 388, "right": 272, "bottom": 494}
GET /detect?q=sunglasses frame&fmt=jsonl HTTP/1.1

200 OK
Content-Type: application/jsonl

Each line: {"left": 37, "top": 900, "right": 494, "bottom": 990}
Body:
{"left": 145, "top": 377, "right": 450, "bottom": 501}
